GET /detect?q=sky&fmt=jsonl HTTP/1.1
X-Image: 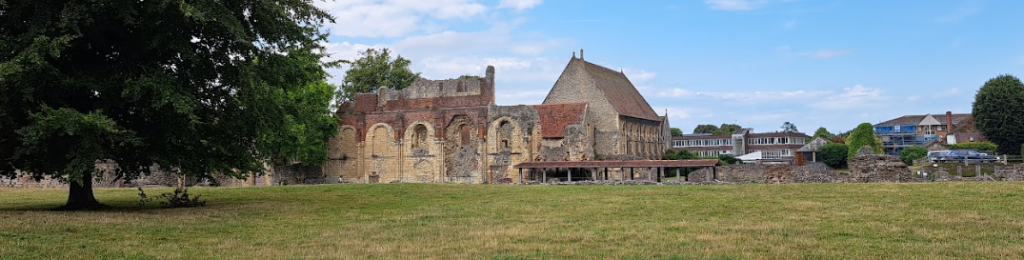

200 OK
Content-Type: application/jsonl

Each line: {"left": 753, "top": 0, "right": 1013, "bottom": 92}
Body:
{"left": 316, "top": 0, "right": 1024, "bottom": 134}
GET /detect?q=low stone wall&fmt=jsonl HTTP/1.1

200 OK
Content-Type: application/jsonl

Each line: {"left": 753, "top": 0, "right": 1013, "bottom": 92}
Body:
{"left": 848, "top": 155, "right": 913, "bottom": 182}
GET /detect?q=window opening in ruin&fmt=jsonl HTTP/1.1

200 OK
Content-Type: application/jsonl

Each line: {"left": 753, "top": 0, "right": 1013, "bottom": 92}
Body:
{"left": 413, "top": 124, "right": 428, "bottom": 148}
{"left": 460, "top": 124, "right": 471, "bottom": 145}
{"left": 457, "top": 81, "right": 465, "bottom": 92}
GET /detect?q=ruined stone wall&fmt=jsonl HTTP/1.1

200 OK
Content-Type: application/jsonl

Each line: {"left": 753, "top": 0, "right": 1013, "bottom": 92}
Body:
{"left": 792, "top": 163, "right": 849, "bottom": 183}
{"left": 486, "top": 105, "right": 542, "bottom": 183}
{"left": 848, "top": 155, "right": 914, "bottom": 182}
{"left": 327, "top": 67, "right": 496, "bottom": 183}
{"left": 687, "top": 163, "right": 846, "bottom": 183}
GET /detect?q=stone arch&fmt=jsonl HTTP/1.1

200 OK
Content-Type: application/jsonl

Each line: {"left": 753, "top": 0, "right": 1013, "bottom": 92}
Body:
{"left": 404, "top": 121, "right": 437, "bottom": 182}
{"left": 404, "top": 121, "right": 435, "bottom": 150}
{"left": 365, "top": 123, "right": 395, "bottom": 182}
{"left": 337, "top": 125, "right": 358, "bottom": 159}
{"left": 486, "top": 117, "right": 527, "bottom": 183}
{"left": 445, "top": 115, "right": 479, "bottom": 182}
{"left": 367, "top": 123, "right": 395, "bottom": 157}
{"left": 489, "top": 118, "right": 521, "bottom": 153}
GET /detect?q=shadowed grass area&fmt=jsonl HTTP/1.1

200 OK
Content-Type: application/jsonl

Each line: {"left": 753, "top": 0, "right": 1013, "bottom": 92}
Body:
{"left": 1, "top": 183, "right": 1023, "bottom": 259}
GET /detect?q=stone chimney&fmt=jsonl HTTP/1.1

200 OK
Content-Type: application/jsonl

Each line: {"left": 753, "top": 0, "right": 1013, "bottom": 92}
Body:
{"left": 946, "top": 111, "right": 953, "bottom": 133}
{"left": 579, "top": 49, "right": 584, "bottom": 60}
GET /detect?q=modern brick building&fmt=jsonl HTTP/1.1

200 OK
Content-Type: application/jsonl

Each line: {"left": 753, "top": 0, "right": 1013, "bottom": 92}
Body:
{"left": 670, "top": 128, "right": 807, "bottom": 160}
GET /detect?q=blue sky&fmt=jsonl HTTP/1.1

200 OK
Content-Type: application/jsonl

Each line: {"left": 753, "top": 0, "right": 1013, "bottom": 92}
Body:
{"left": 317, "top": 0, "right": 1024, "bottom": 134}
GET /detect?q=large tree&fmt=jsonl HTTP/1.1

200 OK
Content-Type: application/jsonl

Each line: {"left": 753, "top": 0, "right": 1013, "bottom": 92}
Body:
{"left": 0, "top": 0, "right": 337, "bottom": 209}
{"left": 338, "top": 48, "right": 420, "bottom": 102}
{"left": 972, "top": 74, "right": 1024, "bottom": 155}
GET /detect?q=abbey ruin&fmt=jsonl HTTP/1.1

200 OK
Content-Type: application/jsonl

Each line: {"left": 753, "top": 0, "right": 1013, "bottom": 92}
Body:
{"left": 324, "top": 51, "right": 672, "bottom": 184}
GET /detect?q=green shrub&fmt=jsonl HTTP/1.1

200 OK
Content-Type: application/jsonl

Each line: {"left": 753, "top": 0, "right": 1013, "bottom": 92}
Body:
{"left": 821, "top": 143, "right": 849, "bottom": 169}
{"left": 718, "top": 154, "right": 741, "bottom": 165}
{"left": 899, "top": 146, "right": 928, "bottom": 166}
{"left": 949, "top": 141, "right": 998, "bottom": 153}
{"left": 662, "top": 149, "right": 696, "bottom": 160}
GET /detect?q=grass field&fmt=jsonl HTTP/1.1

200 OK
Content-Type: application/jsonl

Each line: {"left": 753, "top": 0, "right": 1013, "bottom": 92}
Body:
{"left": 2, "top": 183, "right": 1024, "bottom": 259}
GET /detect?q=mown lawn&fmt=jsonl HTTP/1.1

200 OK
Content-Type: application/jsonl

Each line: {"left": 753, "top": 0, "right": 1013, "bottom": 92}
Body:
{"left": 1, "top": 182, "right": 1023, "bottom": 259}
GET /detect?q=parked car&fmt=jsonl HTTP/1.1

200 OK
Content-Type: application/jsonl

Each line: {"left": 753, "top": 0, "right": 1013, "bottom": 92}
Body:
{"left": 928, "top": 151, "right": 949, "bottom": 162}
{"left": 941, "top": 150, "right": 997, "bottom": 163}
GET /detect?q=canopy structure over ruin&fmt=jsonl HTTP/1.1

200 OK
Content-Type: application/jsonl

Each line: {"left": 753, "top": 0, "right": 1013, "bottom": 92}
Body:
{"left": 515, "top": 159, "right": 719, "bottom": 169}
{"left": 514, "top": 159, "right": 720, "bottom": 183}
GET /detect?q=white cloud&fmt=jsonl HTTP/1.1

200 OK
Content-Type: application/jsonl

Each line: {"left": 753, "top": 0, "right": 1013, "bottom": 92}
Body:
{"left": 623, "top": 69, "right": 656, "bottom": 83}
{"left": 784, "top": 20, "right": 797, "bottom": 29}
{"left": 499, "top": 0, "right": 542, "bottom": 11}
{"left": 775, "top": 45, "right": 791, "bottom": 51}
{"left": 809, "top": 85, "right": 888, "bottom": 110}
{"left": 704, "top": 0, "right": 768, "bottom": 11}
{"left": 316, "top": 0, "right": 488, "bottom": 38}
{"left": 802, "top": 49, "right": 852, "bottom": 59}
{"left": 656, "top": 88, "right": 829, "bottom": 102}
{"left": 416, "top": 56, "right": 563, "bottom": 84}
{"left": 392, "top": 20, "right": 571, "bottom": 57}
{"left": 654, "top": 107, "right": 716, "bottom": 121}
{"left": 906, "top": 95, "right": 921, "bottom": 101}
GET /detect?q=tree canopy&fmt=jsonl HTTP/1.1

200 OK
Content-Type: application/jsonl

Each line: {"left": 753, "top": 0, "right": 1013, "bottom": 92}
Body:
{"left": 846, "top": 123, "right": 883, "bottom": 161}
{"left": 813, "top": 127, "right": 835, "bottom": 141}
{"left": 692, "top": 124, "right": 719, "bottom": 134}
{"left": 338, "top": 48, "right": 420, "bottom": 102}
{"left": 780, "top": 122, "right": 798, "bottom": 133}
{"left": 0, "top": 0, "right": 337, "bottom": 209}
{"left": 670, "top": 127, "right": 684, "bottom": 137}
{"left": 716, "top": 124, "right": 742, "bottom": 135}
{"left": 692, "top": 123, "right": 742, "bottom": 135}
{"left": 972, "top": 74, "right": 1024, "bottom": 155}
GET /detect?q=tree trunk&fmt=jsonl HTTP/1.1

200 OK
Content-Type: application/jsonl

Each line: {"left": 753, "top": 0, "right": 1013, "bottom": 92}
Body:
{"left": 64, "top": 171, "right": 102, "bottom": 210}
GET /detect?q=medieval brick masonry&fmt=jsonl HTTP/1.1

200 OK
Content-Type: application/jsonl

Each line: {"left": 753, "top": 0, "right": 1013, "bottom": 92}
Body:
{"left": 326, "top": 52, "right": 671, "bottom": 183}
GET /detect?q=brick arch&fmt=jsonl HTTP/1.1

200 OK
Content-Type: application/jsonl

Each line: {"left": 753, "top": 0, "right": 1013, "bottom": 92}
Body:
{"left": 487, "top": 117, "right": 522, "bottom": 153}
{"left": 335, "top": 125, "right": 359, "bottom": 159}
{"left": 404, "top": 121, "right": 436, "bottom": 150}
{"left": 367, "top": 123, "right": 395, "bottom": 156}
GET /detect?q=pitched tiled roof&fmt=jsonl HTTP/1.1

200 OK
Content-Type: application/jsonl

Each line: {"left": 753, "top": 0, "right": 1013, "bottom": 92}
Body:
{"left": 951, "top": 116, "right": 977, "bottom": 133}
{"left": 875, "top": 115, "right": 926, "bottom": 127}
{"left": 954, "top": 132, "right": 986, "bottom": 143}
{"left": 797, "top": 137, "right": 829, "bottom": 152}
{"left": 875, "top": 113, "right": 971, "bottom": 127}
{"left": 581, "top": 60, "right": 661, "bottom": 121}
{"left": 533, "top": 102, "right": 587, "bottom": 138}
